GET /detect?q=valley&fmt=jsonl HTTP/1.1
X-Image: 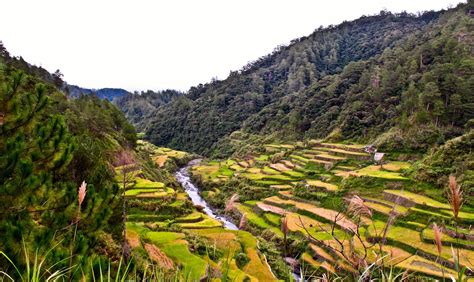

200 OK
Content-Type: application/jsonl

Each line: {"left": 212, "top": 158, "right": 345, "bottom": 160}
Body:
{"left": 121, "top": 141, "right": 277, "bottom": 281}
{"left": 0, "top": 1, "right": 473, "bottom": 281}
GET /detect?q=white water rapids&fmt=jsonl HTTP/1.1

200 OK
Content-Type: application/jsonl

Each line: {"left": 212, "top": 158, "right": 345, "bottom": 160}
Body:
{"left": 175, "top": 159, "right": 238, "bottom": 230}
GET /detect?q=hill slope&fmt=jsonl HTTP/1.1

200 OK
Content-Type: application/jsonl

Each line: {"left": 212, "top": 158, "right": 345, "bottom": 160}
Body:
{"left": 144, "top": 10, "right": 442, "bottom": 153}
{"left": 0, "top": 45, "right": 139, "bottom": 277}
{"left": 123, "top": 4, "right": 472, "bottom": 157}
{"left": 114, "top": 90, "right": 182, "bottom": 130}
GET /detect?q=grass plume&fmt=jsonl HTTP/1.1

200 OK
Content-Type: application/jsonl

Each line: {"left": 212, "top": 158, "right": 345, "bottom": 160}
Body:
{"left": 238, "top": 213, "right": 247, "bottom": 230}
{"left": 224, "top": 194, "right": 239, "bottom": 214}
{"left": 448, "top": 175, "right": 463, "bottom": 220}
{"left": 347, "top": 195, "right": 372, "bottom": 218}
{"left": 432, "top": 223, "right": 442, "bottom": 256}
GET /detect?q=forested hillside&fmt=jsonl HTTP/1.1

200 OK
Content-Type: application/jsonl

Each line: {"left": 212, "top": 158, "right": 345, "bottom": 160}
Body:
{"left": 0, "top": 41, "right": 64, "bottom": 88}
{"left": 114, "top": 90, "right": 182, "bottom": 130}
{"left": 121, "top": 4, "right": 472, "bottom": 158}
{"left": 1, "top": 1, "right": 473, "bottom": 280}
{"left": 143, "top": 10, "right": 443, "bottom": 153}
{"left": 242, "top": 6, "right": 473, "bottom": 149}
{"left": 66, "top": 85, "right": 130, "bottom": 100}
{"left": 0, "top": 47, "right": 139, "bottom": 278}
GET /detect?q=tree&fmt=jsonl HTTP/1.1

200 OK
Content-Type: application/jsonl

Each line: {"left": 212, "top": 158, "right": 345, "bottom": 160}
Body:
{"left": 0, "top": 41, "right": 10, "bottom": 59}
{"left": 0, "top": 71, "right": 73, "bottom": 213}
{"left": 401, "top": 82, "right": 419, "bottom": 116}
{"left": 52, "top": 69, "right": 64, "bottom": 88}
{"left": 0, "top": 71, "right": 74, "bottom": 263}
{"left": 420, "top": 82, "right": 441, "bottom": 113}
{"left": 115, "top": 150, "right": 136, "bottom": 261}
{"left": 433, "top": 99, "right": 445, "bottom": 127}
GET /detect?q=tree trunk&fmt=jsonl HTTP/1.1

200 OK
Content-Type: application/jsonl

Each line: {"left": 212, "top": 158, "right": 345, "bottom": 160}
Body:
{"left": 122, "top": 169, "right": 129, "bottom": 262}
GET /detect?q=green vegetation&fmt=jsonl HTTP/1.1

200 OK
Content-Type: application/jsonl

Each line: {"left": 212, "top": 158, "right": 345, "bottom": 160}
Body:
{"left": 0, "top": 56, "right": 136, "bottom": 279}
{"left": 118, "top": 4, "right": 474, "bottom": 169}
{"left": 384, "top": 190, "right": 450, "bottom": 209}
{"left": 355, "top": 165, "right": 409, "bottom": 180}
{"left": 145, "top": 231, "right": 208, "bottom": 279}
{"left": 192, "top": 136, "right": 474, "bottom": 279}
{"left": 119, "top": 142, "right": 277, "bottom": 281}
{"left": 2, "top": 2, "right": 474, "bottom": 281}
{"left": 134, "top": 178, "right": 166, "bottom": 189}
{"left": 236, "top": 204, "right": 283, "bottom": 236}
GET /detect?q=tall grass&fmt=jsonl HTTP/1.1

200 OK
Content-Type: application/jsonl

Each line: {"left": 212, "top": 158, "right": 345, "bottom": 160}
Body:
{"left": 0, "top": 246, "right": 189, "bottom": 282}
{"left": 0, "top": 241, "right": 70, "bottom": 282}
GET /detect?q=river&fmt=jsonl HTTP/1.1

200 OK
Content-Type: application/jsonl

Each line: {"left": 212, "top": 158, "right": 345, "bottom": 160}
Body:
{"left": 175, "top": 159, "right": 301, "bottom": 281}
{"left": 175, "top": 159, "right": 238, "bottom": 230}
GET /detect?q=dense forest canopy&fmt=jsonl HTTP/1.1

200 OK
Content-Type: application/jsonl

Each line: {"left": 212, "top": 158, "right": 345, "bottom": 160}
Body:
{"left": 146, "top": 10, "right": 438, "bottom": 153}
{"left": 114, "top": 90, "right": 183, "bottom": 130}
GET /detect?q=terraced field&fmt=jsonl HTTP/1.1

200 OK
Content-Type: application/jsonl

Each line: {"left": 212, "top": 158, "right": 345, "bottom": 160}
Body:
{"left": 117, "top": 141, "right": 276, "bottom": 281}
{"left": 191, "top": 141, "right": 474, "bottom": 279}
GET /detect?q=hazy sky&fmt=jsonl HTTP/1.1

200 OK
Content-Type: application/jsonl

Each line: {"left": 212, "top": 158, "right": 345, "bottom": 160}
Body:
{"left": 0, "top": 0, "right": 464, "bottom": 91}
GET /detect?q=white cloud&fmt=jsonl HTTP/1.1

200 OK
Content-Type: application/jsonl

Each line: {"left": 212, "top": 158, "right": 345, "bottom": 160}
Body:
{"left": 0, "top": 0, "right": 464, "bottom": 91}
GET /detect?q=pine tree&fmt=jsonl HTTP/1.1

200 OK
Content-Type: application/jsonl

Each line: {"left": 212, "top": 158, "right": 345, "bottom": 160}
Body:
{"left": 0, "top": 71, "right": 73, "bottom": 262}
{"left": 401, "top": 82, "right": 419, "bottom": 116}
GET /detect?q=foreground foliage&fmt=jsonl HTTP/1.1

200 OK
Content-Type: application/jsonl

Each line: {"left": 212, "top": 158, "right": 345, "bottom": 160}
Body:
{"left": 0, "top": 57, "right": 136, "bottom": 279}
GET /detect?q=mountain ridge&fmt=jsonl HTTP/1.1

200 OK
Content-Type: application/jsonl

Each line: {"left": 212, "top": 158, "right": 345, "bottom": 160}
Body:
{"left": 66, "top": 85, "right": 130, "bottom": 100}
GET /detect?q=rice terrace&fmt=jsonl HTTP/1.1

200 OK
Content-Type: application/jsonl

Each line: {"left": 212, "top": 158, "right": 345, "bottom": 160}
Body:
{"left": 0, "top": 0, "right": 473, "bottom": 281}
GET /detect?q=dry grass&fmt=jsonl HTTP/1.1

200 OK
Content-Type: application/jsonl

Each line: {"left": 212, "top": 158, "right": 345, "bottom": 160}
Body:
{"left": 153, "top": 155, "right": 168, "bottom": 167}
{"left": 127, "top": 229, "right": 141, "bottom": 248}
{"left": 306, "top": 180, "right": 338, "bottom": 191}
{"left": 269, "top": 163, "right": 291, "bottom": 172}
{"left": 256, "top": 202, "right": 287, "bottom": 215}
{"left": 264, "top": 196, "right": 357, "bottom": 232}
{"left": 239, "top": 213, "right": 248, "bottom": 230}
{"left": 225, "top": 194, "right": 239, "bottom": 213}
{"left": 280, "top": 160, "right": 296, "bottom": 168}
{"left": 192, "top": 229, "right": 240, "bottom": 250}
{"left": 432, "top": 223, "right": 443, "bottom": 256}
{"left": 144, "top": 243, "right": 174, "bottom": 270}
{"left": 347, "top": 195, "right": 372, "bottom": 218}
{"left": 381, "top": 161, "right": 411, "bottom": 172}
{"left": 78, "top": 181, "right": 87, "bottom": 206}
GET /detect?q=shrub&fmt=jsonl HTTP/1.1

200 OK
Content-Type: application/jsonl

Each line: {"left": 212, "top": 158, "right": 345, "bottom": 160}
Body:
{"left": 234, "top": 252, "right": 250, "bottom": 269}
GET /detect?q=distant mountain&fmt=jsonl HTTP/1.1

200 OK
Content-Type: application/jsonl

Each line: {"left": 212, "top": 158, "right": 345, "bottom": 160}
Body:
{"left": 66, "top": 85, "right": 130, "bottom": 101}
{"left": 114, "top": 90, "right": 183, "bottom": 130}
{"left": 0, "top": 42, "right": 130, "bottom": 101}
